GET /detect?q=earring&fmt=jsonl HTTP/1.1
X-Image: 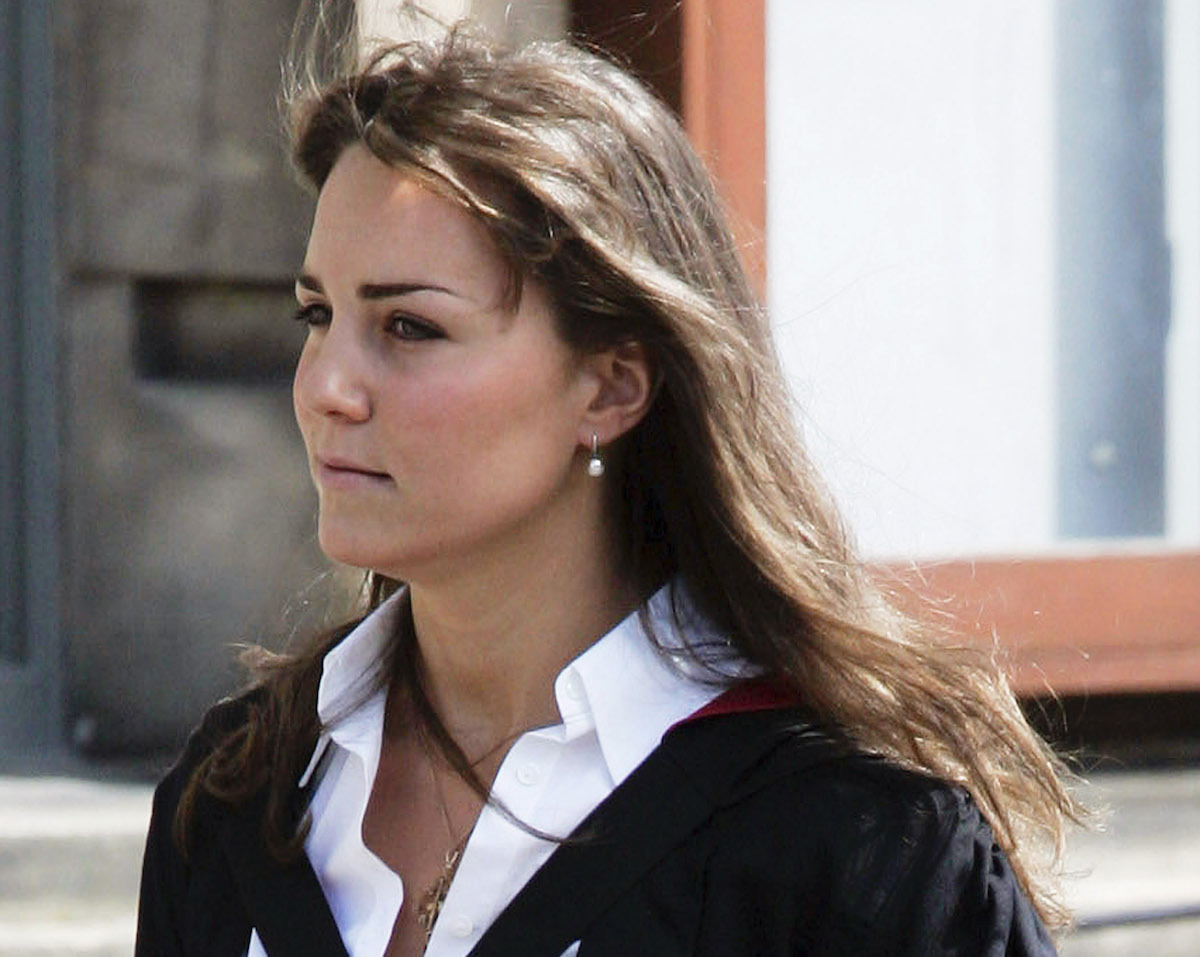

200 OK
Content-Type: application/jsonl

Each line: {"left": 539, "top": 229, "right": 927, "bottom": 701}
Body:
{"left": 587, "top": 433, "right": 605, "bottom": 478}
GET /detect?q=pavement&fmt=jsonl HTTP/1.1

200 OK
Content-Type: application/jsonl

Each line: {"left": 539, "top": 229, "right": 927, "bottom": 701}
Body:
{"left": 0, "top": 761, "right": 1196, "bottom": 955}
{"left": 1060, "top": 766, "right": 1200, "bottom": 955}
{"left": 0, "top": 772, "right": 151, "bottom": 957}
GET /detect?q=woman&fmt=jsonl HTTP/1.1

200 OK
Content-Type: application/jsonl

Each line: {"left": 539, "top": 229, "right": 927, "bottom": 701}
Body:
{"left": 136, "top": 20, "right": 1079, "bottom": 957}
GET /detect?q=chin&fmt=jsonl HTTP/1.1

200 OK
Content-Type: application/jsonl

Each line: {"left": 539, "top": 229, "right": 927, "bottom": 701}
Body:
{"left": 317, "top": 524, "right": 432, "bottom": 582}
{"left": 318, "top": 525, "right": 390, "bottom": 571}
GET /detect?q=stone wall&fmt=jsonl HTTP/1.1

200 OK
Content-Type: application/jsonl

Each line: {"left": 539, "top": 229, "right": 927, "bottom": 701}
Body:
{"left": 51, "top": 0, "right": 566, "bottom": 754}
{"left": 54, "top": 0, "right": 320, "bottom": 752}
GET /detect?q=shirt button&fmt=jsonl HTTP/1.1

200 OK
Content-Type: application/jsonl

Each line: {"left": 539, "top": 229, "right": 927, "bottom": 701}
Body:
{"left": 516, "top": 763, "right": 541, "bottom": 786}
{"left": 563, "top": 672, "right": 585, "bottom": 701}
{"left": 447, "top": 915, "right": 475, "bottom": 938}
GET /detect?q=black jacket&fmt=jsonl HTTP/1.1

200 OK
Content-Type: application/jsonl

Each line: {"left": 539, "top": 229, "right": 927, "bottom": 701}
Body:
{"left": 136, "top": 695, "right": 1056, "bottom": 955}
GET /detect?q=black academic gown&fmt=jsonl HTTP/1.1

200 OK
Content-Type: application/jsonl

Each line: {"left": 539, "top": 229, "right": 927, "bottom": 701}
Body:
{"left": 135, "top": 693, "right": 1057, "bottom": 956}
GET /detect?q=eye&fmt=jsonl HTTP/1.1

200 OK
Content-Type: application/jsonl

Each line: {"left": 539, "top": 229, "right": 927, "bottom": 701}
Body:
{"left": 294, "top": 302, "right": 331, "bottom": 327}
{"left": 389, "top": 314, "right": 444, "bottom": 341}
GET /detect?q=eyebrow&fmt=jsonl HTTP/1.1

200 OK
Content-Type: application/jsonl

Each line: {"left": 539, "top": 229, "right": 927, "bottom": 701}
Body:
{"left": 295, "top": 273, "right": 464, "bottom": 300}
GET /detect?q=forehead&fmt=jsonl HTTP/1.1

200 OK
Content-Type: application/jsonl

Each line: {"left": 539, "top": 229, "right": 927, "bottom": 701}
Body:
{"left": 304, "top": 145, "right": 508, "bottom": 297}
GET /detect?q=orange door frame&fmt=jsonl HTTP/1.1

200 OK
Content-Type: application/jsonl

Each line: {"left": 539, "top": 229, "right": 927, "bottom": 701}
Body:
{"left": 678, "top": 0, "right": 1200, "bottom": 698}
{"left": 681, "top": 0, "right": 767, "bottom": 290}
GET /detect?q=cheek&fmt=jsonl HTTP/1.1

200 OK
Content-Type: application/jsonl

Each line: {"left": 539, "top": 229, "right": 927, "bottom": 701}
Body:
{"left": 291, "top": 353, "right": 317, "bottom": 450}
{"left": 388, "top": 361, "right": 579, "bottom": 482}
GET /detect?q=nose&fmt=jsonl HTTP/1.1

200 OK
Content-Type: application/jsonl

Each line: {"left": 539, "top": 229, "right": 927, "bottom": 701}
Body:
{"left": 293, "top": 322, "right": 372, "bottom": 423}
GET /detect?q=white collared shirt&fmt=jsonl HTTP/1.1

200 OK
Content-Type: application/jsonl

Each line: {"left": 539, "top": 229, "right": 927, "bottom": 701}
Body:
{"left": 246, "top": 583, "right": 735, "bottom": 957}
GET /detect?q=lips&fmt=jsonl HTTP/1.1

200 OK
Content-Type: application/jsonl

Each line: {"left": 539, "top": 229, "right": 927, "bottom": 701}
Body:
{"left": 316, "top": 456, "right": 393, "bottom": 484}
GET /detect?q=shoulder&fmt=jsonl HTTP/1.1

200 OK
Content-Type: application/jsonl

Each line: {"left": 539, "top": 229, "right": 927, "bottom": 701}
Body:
{"left": 144, "top": 688, "right": 267, "bottom": 854}
{"left": 666, "top": 709, "right": 989, "bottom": 894}
{"left": 136, "top": 689, "right": 267, "bottom": 956}
{"left": 149, "top": 688, "right": 266, "bottom": 812}
{"left": 740, "top": 740, "right": 979, "bottom": 848}
{"left": 709, "top": 726, "right": 980, "bottom": 876}
{"left": 181, "top": 687, "right": 267, "bottom": 770}
{"left": 697, "top": 717, "right": 1055, "bottom": 954}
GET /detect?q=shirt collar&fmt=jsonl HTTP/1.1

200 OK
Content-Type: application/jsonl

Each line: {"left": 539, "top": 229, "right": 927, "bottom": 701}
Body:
{"left": 315, "top": 587, "right": 407, "bottom": 726}
{"left": 553, "top": 581, "right": 739, "bottom": 786}
{"left": 298, "top": 588, "right": 407, "bottom": 789}
{"left": 299, "top": 579, "right": 740, "bottom": 790}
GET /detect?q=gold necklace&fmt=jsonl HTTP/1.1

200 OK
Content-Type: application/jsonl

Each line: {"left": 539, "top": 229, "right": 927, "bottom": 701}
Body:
{"left": 415, "top": 735, "right": 468, "bottom": 942}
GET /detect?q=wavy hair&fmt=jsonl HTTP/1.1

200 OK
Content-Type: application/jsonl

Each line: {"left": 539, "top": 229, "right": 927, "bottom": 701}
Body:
{"left": 179, "top": 15, "right": 1082, "bottom": 929}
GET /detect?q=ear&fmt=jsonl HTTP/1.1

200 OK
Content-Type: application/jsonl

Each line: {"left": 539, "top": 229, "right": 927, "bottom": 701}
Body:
{"left": 577, "top": 340, "right": 656, "bottom": 446}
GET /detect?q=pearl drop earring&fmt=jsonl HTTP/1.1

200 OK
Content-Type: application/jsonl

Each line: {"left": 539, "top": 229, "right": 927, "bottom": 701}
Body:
{"left": 587, "top": 433, "right": 605, "bottom": 477}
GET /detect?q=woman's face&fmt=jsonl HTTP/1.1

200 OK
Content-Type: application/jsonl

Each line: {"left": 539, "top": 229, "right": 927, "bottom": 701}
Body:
{"left": 293, "top": 145, "right": 597, "bottom": 581}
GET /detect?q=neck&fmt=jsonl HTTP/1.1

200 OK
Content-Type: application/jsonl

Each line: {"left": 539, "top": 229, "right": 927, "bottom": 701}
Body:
{"left": 401, "top": 486, "right": 640, "bottom": 758}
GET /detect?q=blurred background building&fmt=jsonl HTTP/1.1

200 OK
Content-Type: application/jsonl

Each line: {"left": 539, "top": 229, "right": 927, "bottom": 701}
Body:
{"left": 1, "top": 0, "right": 1197, "bottom": 763}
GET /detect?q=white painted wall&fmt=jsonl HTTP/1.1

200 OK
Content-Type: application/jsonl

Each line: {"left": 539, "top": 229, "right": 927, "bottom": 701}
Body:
{"left": 358, "top": 0, "right": 566, "bottom": 46}
{"left": 1165, "top": 0, "right": 1200, "bottom": 545}
{"left": 767, "top": 0, "right": 1058, "bottom": 560}
{"left": 361, "top": 0, "right": 1199, "bottom": 560}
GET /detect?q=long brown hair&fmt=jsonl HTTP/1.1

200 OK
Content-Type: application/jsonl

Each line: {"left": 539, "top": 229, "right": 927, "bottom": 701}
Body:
{"left": 179, "top": 16, "right": 1082, "bottom": 928}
